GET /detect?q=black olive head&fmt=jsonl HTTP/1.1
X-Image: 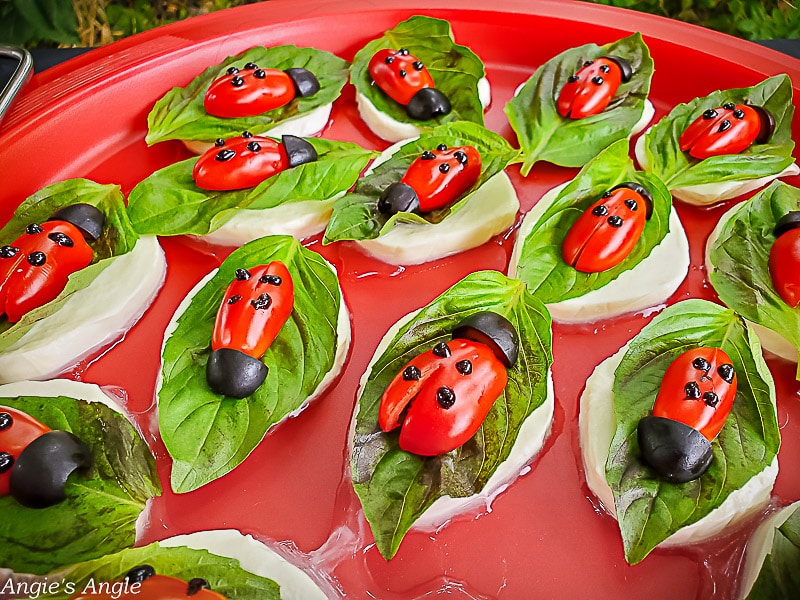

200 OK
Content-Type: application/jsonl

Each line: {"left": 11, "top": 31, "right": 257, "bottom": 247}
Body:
{"left": 284, "top": 67, "right": 320, "bottom": 98}
{"left": 281, "top": 135, "right": 318, "bottom": 168}
{"left": 603, "top": 55, "right": 633, "bottom": 82}
{"left": 637, "top": 415, "right": 714, "bottom": 483}
{"left": 206, "top": 348, "right": 269, "bottom": 398}
{"left": 452, "top": 311, "right": 519, "bottom": 368}
{"left": 774, "top": 211, "right": 800, "bottom": 238}
{"left": 406, "top": 88, "right": 452, "bottom": 120}
{"left": 377, "top": 182, "right": 420, "bottom": 216}
{"left": 48, "top": 203, "right": 106, "bottom": 241}
{"left": 611, "top": 182, "right": 654, "bottom": 219}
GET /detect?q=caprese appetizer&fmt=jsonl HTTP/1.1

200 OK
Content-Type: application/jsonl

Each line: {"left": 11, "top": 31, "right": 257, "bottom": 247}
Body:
{"left": 350, "top": 16, "right": 491, "bottom": 142}
{"left": 157, "top": 235, "right": 350, "bottom": 493}
{"left": 349, "top": 270, "right": 553, "bottom": 559}
{"left": 508, "top": 140, "right": 688, "bottom": 323}
{"left": 146, "top": 45, "right": 349, "bottom": 153}
{"left": 0, "top": 179, "right": 165, "bottom": 384}
{"left": 0, "top": 379, "right": 160, "bottom": 575}
{"left": 634, "top": 74, "right": 798, "bottom": 205}
{"left": 126, "top": 133, "right": 375, "bottom": 245}
{"left": 323, "top": 121, "right": 520, "bottom": 265}
{"left": 505, "top": 33, "right": 654, "bottom": 175}
{"left": 579, "top": 299, "right": 780, "bottom": 565}
{"left": 706, "top": 180, "right": 800, "bottom": 373}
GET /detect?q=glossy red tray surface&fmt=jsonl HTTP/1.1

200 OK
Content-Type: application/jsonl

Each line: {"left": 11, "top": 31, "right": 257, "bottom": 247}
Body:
{"left": 2, "top": 1, "right": 800, "bottom": 598}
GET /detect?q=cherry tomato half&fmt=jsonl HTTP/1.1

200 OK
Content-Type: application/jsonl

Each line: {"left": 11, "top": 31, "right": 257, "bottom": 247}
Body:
{"left": 769, "top": 211, "right": 800, "bottom": 308}
{"left": 70, "top": 566, "right": 226, "bottom": 600}
{"left": 0, "top": 406, "right": 51, "bottom": 497}
{"left": 679, "top": 102, "right": 775, "bottom": 160}
{"left": 556, "top": 56, "right": 632, "bottom": 119}
{"left": 561, "top": 182, "right": 652, "bottom": 273}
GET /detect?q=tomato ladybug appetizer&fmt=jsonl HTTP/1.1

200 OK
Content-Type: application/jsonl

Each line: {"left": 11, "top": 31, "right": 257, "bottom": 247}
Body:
{"left": 561, "top": 182, "right": 653, "bottom": 273}
{"left": 192, "top": 132, "right": 317, "bottom": 192}
{"left": 557, "top": 56, "right": 633, "bottom": 119}
{"left": 71, "top": 565, "right": 226, "bottom": 600}
{"left": 0, "top": 405, "right": 93, "bottom": 508}
{"left": 206, "top": 261, "right": 294, "bottom": 398}
{"left": 378, "top": 311, "right": 518, "bottom": 456}
{"left": 377, "top": 144, "right": 482, "bottom": 216}
{"left": 0, "top": 203, "right": 104, "bottom": 323}
{"left": 204, "top": 62, "right": 319, "bottom": 119}
{"left": 368, "top": 48, "right": 451, "bottom": 121}
{"left": 768, "top": 211, "right": 800, "bottom": 308}
{"left": 637, "top": 347, "right": 737, "bottom": 483}
{"left": 679, "top": 102, "right": 775, "bottom": 160}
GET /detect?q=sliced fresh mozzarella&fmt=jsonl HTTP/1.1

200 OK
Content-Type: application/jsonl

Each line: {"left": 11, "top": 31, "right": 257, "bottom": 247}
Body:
{"left": 0, "top": 379, "right": 122, "bottom": 412}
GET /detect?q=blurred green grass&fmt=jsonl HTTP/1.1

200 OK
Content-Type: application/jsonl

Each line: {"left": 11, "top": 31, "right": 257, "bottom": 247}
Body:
{"left": 0, "top": 0, "right": 797, "bottom": 48}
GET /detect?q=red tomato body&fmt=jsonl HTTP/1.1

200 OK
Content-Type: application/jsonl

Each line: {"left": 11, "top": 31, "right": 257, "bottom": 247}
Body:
{"left": 679, "top": 103, "right": 773, "bottom": 159}
{"left": 368, "top": 48, "right": 435, "bottom": 105}
{"left": 204, "top": 65, "right": 295, "bottom": 118}
{"left": 769, "top": 226, "right": 800, "bottom": 307}
{"left": 193, "top": 134, "right": 289, "bottom": 191}
{"left": 0, "top": 221, "right": 95, "bottom": 323}
{"left": 401, "top": 145, "right": 482, "bottom": 212}
{"left": 0, "top": 406, "right": 51, "bottom": 497}
{"left": 211, "top": 262, "right": 294, "bottom": 359}
{"left": 561, "top": 183, "right": 650, "bottom": 273}
{"left": 652, "top": 347, "right": 737, "bottom": 442}
{"left": 557, "top": 57, "right": 625, "bottom": 119}
{"left": 70, "top": 574, "right": 227, "bottom": 599}
{"left": 378, "top": 338, "right": 508, "bottom": 456}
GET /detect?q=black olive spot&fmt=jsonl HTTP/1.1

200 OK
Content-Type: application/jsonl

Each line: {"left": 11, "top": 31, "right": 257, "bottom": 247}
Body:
{"left": 733, "top": 108, "right": 745, "bottom": 119}
{"left": 215, "top": 138, "right": 226, "bottom": 147}
{"left": 247, "top": 141, "right": 261, "bottom": 152}
{"left": 602, "top": 191, "right": 612, "bottom": 198}
{"left": 723, "top": 102, "right": 736, "bottom": 110}
{"left": 567, "top": 75, "right": 579, "bottom": 83}
{"left": 437, "top": 386, "right": 456, "bottom": 409}
{"left": 717, "top": 363, "right": 735, "bottom": 384}
{"left": 592, "top": 76, "right": 604, "bottom": 85}
{"left": 226, "top": 66, "right": 239, "bottom": 75}
{"left": 398, "top": 48, "right": 409, "bottom": 55}
{"left": 684, "top": 381, "right": 701, "bottom": 399}
{"left": 241, "top": 131, "right": 253, "bottom": 138}
{"left": 0, "top": 412, "right": 11, "bottom": 430}
{"left": 124, "top": 565, "right": 156, "bottom": 584}
{"left": 235, "top": 268, "right": 251, "bottom": 281}
{"left": 231, "top": 75, "right": 244, "bottom": 87}
{"left": 592, "top": 205, "right": 609, "bottom": 217}
{"left": 437, "top": 144, "right": 448, "bottom": 151}
{"left": 403, "top": 365, "right": 421, "bottom": 381}
{"left": 583, "top": 60, "right": 594, "bottom": 66}
{"left": 702, "top": 108, "right": 718, "bottom": 119}
{"left": 398, "top": 69, "right": 407, "bottom": 78}
{"left": 187, "top": 578, "right": 211, "bottom": 596}
{"left": 48, "top": 232, "right": 74, "bottom": 247}
{"left": 251, "top": 293, "right": 272, "bottom": 310}
{"left": 421, "top": 151, "right": 436, "bottom": 160}
{"left": 456, "top": 359, "right": 472, "bottom": 375}
{"left": 26, "top": 223, "right": 43, "bottom": 235}
{"left": 703, "top": 391, "right": 719, "bottom": 407}
{"left": 254, "top": 69, "right": 266, "bottom": 79}
{"left": 692, "top": 357, "right": 711, "bottom": 372}
{"left": 413, "top": 61, "right": 424, "bottom": 70}
{"left": 0, "top": 452, "right": 12, "bottom": 474}
{"left": 607, "top": 215, "right": 623, "bottom": 228}
{"left": 385, "top": 56, "right": 394, "bottom": 64}
{"left": 259, "top": 274, "right": 282, "bottom": 285}
{"left": 439, "top": 163, "right": 450, "bottom": 173}
{"left": 227, "top": 295, "right": 242, "bottom": 305}
{"left": 244, "top": 62, "right": 258, "bottom": 70}
{"left": 0, "top": 246, "right": 19, "bottom": 258}
{"left": 454, "top": 151, "right": 468, "bottom": 164}
{"left": 718, "top": 119, "right": 732, "bottom": 132}
{"left": 432, "top": 342, "right": 451, "bottom": 358}
{"left": 27, "top": 251, "right": 46, "bottom": 266}
{"left": 600, "top": 64, "right": 610, "bottom": 73}
{"left": 624, "top": 198, "right": 638, "bottom": 211}
{"left": 216, "top": 148, "right": 236, "bottom": 161}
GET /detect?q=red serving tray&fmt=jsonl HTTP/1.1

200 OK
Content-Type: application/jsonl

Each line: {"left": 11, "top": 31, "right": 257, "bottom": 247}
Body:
{"left": 2, "top": 1, "right": 800, "bottom": 598}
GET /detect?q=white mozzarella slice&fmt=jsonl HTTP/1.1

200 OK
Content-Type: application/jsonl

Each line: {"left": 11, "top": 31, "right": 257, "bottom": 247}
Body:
{"left": 705, "top": 204, "right": 798, "bottom": 362}
{"left": 634, "top": 134, "right": 800, "bottom": 206}
{"left": 349, "top": 308, "right": 554, "bottom": 532}
{"left": 0, "top": 379, "right": 122, "bottom": 413}
{"left": 0, "top": 236, "right": 166, "bottom": 384}
{"left": 507, "top": 183, "right": 689, "bottom": 323}
{"left": 182, "top": 103, "right": 333, "bottom": 155}
{"left": 579, "top": 344, "right": 778, "bottom": 547}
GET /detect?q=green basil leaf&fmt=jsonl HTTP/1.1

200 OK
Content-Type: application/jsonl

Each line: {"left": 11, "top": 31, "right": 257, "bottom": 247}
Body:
{"left": 0, "top": 393, "right": 160, "bottom": 574}
{"left": 505, "top": 33, "right": 653, "bottom": 174}
{"left": 0, "top": 179, "right": 140, "bottom": 342}
{"left": 48, "top": 542, "right": 280, "bottom": 599}
{"left": 640, "top": 74, "right": 795, "bottom": 189}
{"left": 708, "top": 181, "right": 800, "bottom": 368}
{"left": 513, "top": 139, "right": 671, "bottom": 303}
{"left": 349, "top": 15, "right": 485, "bottom": 129}
{"left": 351, "top": 270, "right": 552, "bottom": 559}
{"left": 323, "top": 121, "right": 518, "bottom": 242}
{"left": 746, "top": 502, "right": 800, "bottom": 600}
{"left": 146, "top": 46, "right": 349, "bottom": 145}
{"left": 159, "top": 235, "right": 344, "bottom": 493}
{"left": 605, "top": 299, "right": 780, "bottom": 564}
{"left": 127, "top": 138, "right": 375, "bottom": 236}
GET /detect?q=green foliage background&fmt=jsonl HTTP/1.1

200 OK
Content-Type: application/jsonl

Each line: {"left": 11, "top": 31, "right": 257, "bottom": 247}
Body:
{"left": 0, "top": 0, "right": 797, "bottom": 48}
